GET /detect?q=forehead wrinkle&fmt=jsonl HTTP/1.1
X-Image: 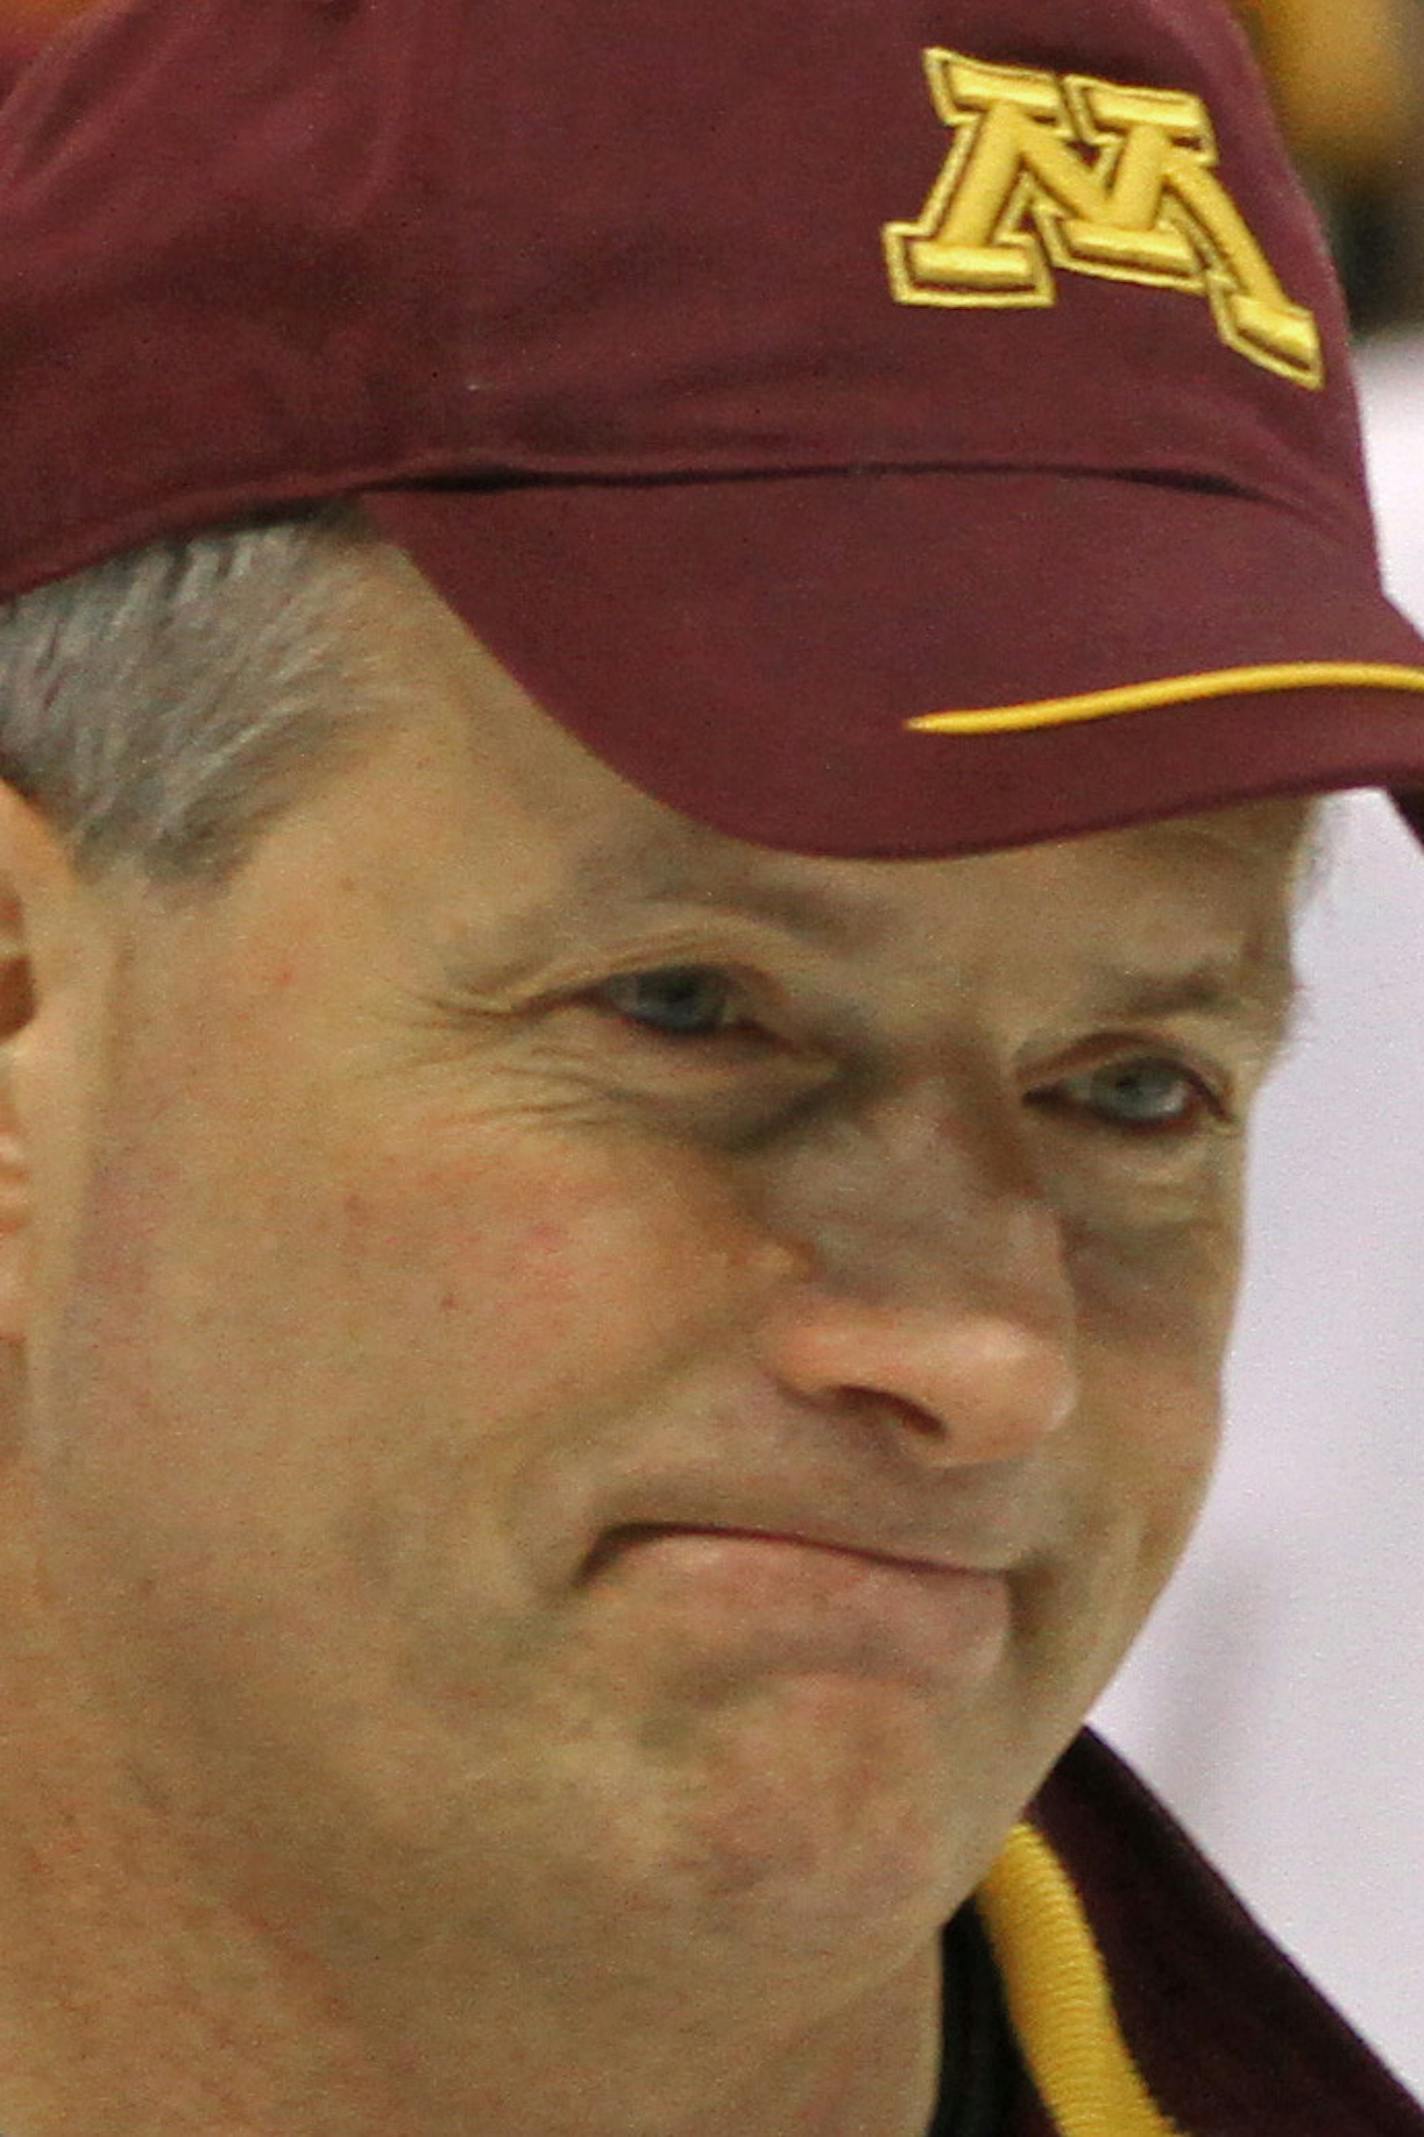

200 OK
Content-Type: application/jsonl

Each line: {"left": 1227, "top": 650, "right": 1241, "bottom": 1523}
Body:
{"left": 555, "top": 819, "right": 898, "bottom": 954}
{"left": 555, "top": 790, "right": 1322, "bottom": 927}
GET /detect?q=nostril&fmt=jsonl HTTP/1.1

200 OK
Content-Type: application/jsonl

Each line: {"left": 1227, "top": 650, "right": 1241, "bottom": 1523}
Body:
{"left": 840, "top": 1384, "right": 947, "bottom": 1442}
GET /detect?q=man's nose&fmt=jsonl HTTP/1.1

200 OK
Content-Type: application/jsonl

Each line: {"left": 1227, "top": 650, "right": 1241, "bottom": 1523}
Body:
{"left": 751, "top": 1096, "right": 1080, "bottom": 1468}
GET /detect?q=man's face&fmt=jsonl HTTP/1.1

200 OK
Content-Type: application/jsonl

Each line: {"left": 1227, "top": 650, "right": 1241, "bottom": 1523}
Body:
{"left": 5, "top": 551, "right": 1307, "bottom": 2029}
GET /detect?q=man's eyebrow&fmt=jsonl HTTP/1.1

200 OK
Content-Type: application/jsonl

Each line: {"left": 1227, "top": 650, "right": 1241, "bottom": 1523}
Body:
{"left": 458, "top": 837, "right": 895, "bottom": 980}
{"left": 1075, "top": 943, "right": 1308, "bottom": 1061}
{"left": 561, "top": 833, "right": 886, "bottom": 947}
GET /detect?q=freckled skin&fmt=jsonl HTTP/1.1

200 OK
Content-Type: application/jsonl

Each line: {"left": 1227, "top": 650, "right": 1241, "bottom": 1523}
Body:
{"left": 0, "top": 552, "right": 1310, "bottom": 2136}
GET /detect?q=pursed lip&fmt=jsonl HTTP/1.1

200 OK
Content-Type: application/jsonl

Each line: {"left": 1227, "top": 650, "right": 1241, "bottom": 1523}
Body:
{"left": 582, "top": 1519, "right": 1013, "bottom": 1584}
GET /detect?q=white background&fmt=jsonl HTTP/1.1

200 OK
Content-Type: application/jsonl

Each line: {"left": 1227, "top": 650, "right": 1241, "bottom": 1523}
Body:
{"left": 1092, "top": 332, "right": 1424, "bottom": 2098}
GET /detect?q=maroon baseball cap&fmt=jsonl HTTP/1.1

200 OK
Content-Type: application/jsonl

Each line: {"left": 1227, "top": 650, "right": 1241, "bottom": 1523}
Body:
{"left": 3, "top": 0, "right": 1424, "bottom": 859}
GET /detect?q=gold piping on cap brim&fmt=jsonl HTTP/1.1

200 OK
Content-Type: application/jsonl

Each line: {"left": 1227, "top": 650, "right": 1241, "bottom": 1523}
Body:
{"left": 905, "top": 660, "right": 1424, "bottom": 736}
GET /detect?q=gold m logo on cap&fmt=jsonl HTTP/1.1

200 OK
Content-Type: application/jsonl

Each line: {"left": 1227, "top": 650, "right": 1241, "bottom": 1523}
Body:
{"left": 884, "top": 51, "right": 1323, "bottom": 388}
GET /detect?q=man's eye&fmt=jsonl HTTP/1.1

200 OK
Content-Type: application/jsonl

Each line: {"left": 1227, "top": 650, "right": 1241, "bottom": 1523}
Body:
{"left": 1048, "top": 1058, "right": 1221, "bottom": 1135}
{"left": 593, "top": 967, "right": 754, "bottom": 1040}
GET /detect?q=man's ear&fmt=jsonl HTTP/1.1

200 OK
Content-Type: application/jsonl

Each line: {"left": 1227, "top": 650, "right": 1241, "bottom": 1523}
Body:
{"left": 0, "top": 778, "right": 89, "bottom": 1350}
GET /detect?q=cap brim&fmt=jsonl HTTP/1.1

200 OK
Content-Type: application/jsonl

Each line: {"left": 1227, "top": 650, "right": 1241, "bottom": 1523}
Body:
{"left": 364, "top": 470, "right": 1424, "bottom": 859}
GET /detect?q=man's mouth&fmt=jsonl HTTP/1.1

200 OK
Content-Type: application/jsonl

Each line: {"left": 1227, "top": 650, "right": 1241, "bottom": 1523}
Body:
{"left": 581, "top": 1523, "right": 1013, "bottom": 1687}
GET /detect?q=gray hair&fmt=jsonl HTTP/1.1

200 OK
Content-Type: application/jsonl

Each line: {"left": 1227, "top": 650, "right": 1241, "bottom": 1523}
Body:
{"left": 0, "top": 502, "right": 392, "bottom": 901}
{"left": 0, "top": 503, "right": 1343, "bottom": 909}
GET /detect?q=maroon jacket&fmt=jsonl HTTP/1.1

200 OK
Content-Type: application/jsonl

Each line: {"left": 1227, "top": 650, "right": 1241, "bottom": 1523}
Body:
{"left": 1003, "top": 1730, "right": 1423, "bottom": 2134}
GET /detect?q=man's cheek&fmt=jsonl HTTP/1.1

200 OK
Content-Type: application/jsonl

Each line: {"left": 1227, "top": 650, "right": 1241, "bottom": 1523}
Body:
{"left": 1083, "top": 1338, "right": 1224, "bottom": 1628}
{"left": 337, "top": 1129, "right": 771, "bottom": 1398}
